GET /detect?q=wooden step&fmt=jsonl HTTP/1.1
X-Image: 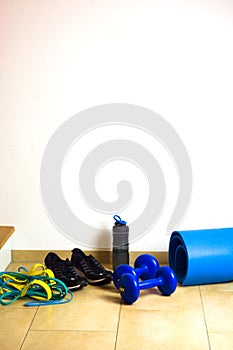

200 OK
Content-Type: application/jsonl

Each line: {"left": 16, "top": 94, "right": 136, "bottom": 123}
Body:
{"left": 0, "top": 226, "right": 15, "bottom": 271}
{"left": 0, "top": 226, "right": 15, "bottom": 249}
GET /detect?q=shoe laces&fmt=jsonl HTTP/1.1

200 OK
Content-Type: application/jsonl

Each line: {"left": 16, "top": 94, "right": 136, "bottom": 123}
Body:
{"left": 79, "top": 256, "right": 105, "bottom": 276}
{"left": 88, "top": 255, "right": 106, "bottom": 274}
{"left": 54, "top": 260, "right": 78, "bottom": 280}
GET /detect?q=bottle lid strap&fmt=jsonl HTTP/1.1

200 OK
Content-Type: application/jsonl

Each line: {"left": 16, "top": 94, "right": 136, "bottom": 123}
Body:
{"left": 113, "top": 215, "right": 127, "bottom": 225}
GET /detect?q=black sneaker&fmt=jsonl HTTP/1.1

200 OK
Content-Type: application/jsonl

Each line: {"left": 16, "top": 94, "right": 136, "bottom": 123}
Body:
{"left": 45, "top": 252, "right": 88, "bottom": 290}
{"left": 71, "top": 248, "right": 112, "bottom": 286}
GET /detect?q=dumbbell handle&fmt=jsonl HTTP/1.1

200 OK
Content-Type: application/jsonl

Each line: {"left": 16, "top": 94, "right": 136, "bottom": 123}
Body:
{"left": 138, "top": 277, "right": 163, "bottom": 290}
{"left": 135, "top": 265, "right": 148, "bottom": 277}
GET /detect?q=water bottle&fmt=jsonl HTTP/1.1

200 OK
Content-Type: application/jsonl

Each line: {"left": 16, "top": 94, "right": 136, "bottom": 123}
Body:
{"left": 112, "top": 215, "right": 129, "bottom": 269}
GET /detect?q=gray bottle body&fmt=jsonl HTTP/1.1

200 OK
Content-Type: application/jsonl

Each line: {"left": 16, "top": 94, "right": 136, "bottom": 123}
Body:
{"left": 112, "top": 223, "right": 129, "bottom": 269}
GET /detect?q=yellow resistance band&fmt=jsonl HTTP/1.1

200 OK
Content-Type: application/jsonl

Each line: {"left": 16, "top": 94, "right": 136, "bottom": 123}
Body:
{"left": 0, "top": 264, "right": 73, "bottom": 306}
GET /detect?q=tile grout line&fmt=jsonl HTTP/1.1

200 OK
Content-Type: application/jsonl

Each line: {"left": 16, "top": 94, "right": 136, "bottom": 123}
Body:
{"left": 199, "top": 286, "right": 211, "bottom": 350}
{"left": 114, "top": 302, "right": 122, "bottom": 350}
{"left": 19, "top": 306, "right": 39, "bottom": 350}
{"left": 24, "top": 329, "right": 116, "bottom": 333}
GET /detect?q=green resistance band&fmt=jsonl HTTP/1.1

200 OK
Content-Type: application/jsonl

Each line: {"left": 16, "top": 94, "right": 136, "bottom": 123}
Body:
{"left": 0, "top": 268, "right": 73, "bottom": 306}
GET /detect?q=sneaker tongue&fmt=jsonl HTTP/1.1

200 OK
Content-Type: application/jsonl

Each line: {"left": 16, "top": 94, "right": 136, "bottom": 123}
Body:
{"left": 64, "top": 259, "right": 73, "bottom": 269}
{"left": 72, "top": 248, "right": 86, "bottom": 257}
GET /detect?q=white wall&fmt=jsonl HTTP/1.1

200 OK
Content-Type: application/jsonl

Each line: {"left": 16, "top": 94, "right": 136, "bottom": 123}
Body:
{"left": 1, "top": 0, "right": 233, "bottom": 251}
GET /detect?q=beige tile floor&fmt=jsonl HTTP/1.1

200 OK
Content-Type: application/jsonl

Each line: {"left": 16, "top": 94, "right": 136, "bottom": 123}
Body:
{"left": 0, "top": 261, "right": 233, "bottom": 350}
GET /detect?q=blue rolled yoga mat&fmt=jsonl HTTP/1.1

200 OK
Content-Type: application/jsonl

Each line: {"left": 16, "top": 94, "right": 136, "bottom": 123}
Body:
{"left": 168, "top": 228, "right": 233, "bottom": 286}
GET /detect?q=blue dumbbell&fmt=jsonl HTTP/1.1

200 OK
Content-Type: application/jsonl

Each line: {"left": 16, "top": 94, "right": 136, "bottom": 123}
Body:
{"left": 113, "top": 254, "right": 160, "bottom": 289}
{"left": 119, "top": 266, "right": 177, "bottom": 304}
